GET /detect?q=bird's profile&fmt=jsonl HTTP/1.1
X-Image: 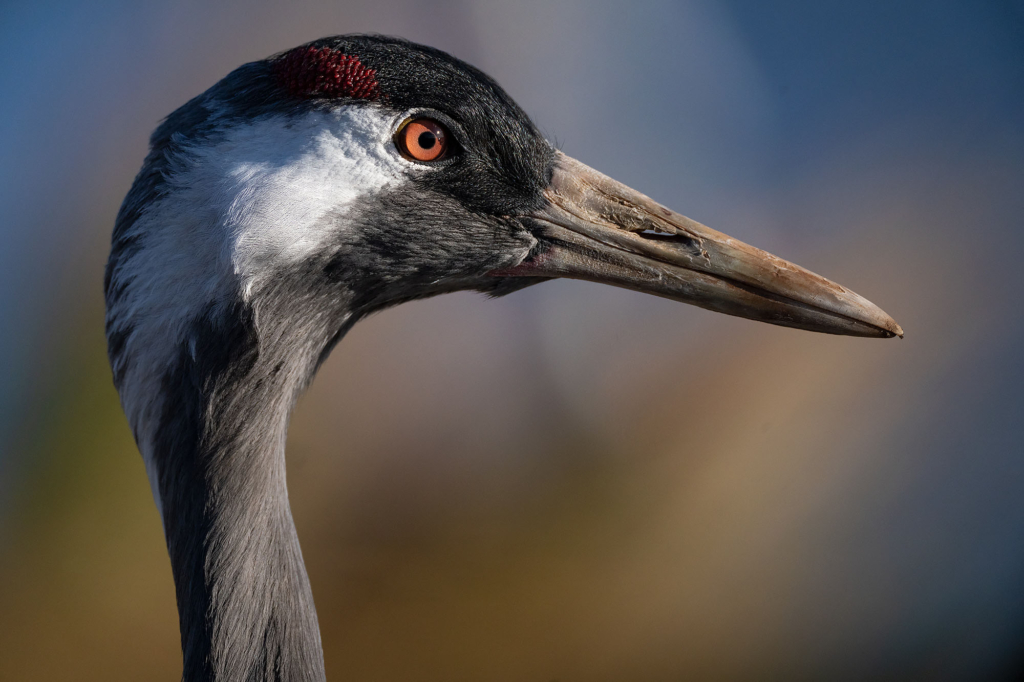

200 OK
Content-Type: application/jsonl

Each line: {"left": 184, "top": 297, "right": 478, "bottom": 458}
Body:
{"left": 104, "top": 35, "right": 902, "bottom": 681}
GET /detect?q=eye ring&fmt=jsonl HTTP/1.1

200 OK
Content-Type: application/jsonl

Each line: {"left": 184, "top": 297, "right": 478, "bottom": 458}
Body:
{"left": 395, "top": 117, "right": 449, "bottom": 162}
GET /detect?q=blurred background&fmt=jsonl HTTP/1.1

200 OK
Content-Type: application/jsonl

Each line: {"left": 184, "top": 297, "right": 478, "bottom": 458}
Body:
{"left": 1, "top": 1, "right": 1022, "bottom": 679}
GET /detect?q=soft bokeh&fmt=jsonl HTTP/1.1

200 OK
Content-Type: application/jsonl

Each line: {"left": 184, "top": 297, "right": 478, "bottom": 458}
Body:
{"left": 1, "top": 1, "right": 1022, "bottom": 679}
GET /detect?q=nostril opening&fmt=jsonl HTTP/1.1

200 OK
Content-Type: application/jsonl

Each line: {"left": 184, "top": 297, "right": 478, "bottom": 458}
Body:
{"left": 640, "top": 229, "right": 694, "bottom": 243}
{"left": 637, "top": 229, "right": 704, "bottom": 257}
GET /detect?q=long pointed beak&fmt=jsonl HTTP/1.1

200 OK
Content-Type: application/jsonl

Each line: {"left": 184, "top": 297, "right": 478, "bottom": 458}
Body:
{"left": 495, "top": 151, "right": 903, "bottom": 338}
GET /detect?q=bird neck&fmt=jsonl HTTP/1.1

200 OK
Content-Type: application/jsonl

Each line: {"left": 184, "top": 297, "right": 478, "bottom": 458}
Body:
{"left": 152, "top": 300, "right": 327, "bottom": 682}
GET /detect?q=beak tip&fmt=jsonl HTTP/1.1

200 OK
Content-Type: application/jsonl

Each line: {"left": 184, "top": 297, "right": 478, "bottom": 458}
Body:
{"left": 851, "top": 294, "right": 902, "bottom": 339}
{"left": 875, "top": 315, "right": 903, "bottom": 339}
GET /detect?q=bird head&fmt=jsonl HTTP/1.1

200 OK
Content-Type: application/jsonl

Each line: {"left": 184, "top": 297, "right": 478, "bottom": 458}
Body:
{"left": 103, "top": 37, "right": 905, "bottom": 677}
{"left": 106, "top": 35, "right": 901, "bottom": 432}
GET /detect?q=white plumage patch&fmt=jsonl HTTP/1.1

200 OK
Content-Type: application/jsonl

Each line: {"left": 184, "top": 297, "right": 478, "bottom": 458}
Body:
{"left": 108, "top": 104, "right": 414, "bottom": 512}
{"left": 210, "top": 106, "right": 412, "bottom": 294}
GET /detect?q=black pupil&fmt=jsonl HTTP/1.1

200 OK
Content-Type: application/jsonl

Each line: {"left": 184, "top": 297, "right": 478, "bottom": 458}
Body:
{"left": 417, "top": 131, "right": 437, "bottom": 149}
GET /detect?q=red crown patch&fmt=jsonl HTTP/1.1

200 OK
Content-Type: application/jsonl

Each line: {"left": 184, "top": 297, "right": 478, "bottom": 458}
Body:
{"left": 273, "top": 46, "right": 380, "bottom": 100}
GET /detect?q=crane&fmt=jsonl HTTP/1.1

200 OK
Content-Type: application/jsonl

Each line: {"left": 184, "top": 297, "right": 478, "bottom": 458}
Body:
{"left": 104, "top": 35, "right": 902, "bottom": 682}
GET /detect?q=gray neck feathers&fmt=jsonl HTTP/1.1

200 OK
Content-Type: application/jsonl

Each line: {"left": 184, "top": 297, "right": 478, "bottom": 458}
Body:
{"left": 103, "top": 85, "right": 376, "bottom": 681}
{"left": 152, "top": 284, "right": 352, "bottom": 682}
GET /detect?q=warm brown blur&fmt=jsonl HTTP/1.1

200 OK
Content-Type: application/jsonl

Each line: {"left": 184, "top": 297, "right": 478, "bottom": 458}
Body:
{"left": 1, "top": 2, "right": 1022, "bottom": 680}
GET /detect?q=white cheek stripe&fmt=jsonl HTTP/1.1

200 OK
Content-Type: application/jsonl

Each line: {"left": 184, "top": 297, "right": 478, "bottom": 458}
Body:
{"left": 194, "top": 107, "right": 411, "bottom": 289}
{"left": 108, "top": 106, "right": 412, "bottom": 514}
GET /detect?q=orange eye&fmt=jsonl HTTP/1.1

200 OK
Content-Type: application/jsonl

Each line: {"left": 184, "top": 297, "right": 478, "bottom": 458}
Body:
{"left": 396, "top": 118, "right": 449, "bottom": 162}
